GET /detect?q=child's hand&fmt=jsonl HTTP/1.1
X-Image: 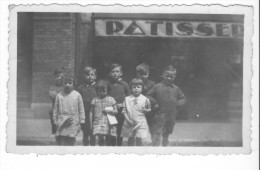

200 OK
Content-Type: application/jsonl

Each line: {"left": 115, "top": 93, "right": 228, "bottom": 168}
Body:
{"left": 49, "top": 91, "right": 58, "bottom": 99}
{"left": 142, "top": 107, "right": 151, "bottom": 114}
{"left": 104, "top": 107, "right": 116, "bottom": 115}
{"left": 116, "top": 103, "right": 123, "bottom": 110}
{"left": 153, "top": 104, "right": 159, "bottom": 111}
{"left": 127, "top": 119, "right": 134, "bottom": 126}
{"left": 177, "top": 100, "right": 185, "bottom": 106}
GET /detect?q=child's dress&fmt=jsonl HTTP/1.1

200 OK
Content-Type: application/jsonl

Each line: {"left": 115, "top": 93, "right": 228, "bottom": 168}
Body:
{"left": 91, "top": 96, "right": 117, "bottom": 136}
{"left": 53, "top": 90, "right": 85, "bottom": 137}
{"left": 121, "top": 94, "right": 151, "bottom": 139}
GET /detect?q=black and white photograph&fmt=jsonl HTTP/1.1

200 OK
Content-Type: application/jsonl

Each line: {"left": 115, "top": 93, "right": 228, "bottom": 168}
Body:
{"left": 6, "top": 4, "right": 253, "bottom": 154}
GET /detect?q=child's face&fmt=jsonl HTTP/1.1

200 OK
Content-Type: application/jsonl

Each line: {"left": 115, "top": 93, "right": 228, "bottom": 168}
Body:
{"left": 137, "top": 72, "right": 149, "bottom": 81}
{"left": 84, "top": 71, "right": 96, "bottom": 84}
{"left": 110, "top": 67, "right": 122, "bottom": 81}
{"left": 63, "top": 78, "right": 74, "bottom": 94}
{"left": 163, "top": 70, "right": 176, "bottom": 85}
{"left": 55, "top": 73, "right": 63, "bottom": 86}
{"left": 132, "top": 84, "right": 142, "bottom": 97}
{"left": 97, "top": 87, "right": 108, "bottom": 98}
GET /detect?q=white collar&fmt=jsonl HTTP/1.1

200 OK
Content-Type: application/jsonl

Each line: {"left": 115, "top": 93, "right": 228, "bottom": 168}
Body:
{"left": 86, "top": 81, "right": 95, "bottom": 87}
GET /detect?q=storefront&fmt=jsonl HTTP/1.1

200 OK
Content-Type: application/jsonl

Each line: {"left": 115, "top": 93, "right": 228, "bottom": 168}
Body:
{"left": 17, "top": 13, "right": 243, "bottom": 120}
{"left": 91, "top": 13, "right": 244, "bottom": 120}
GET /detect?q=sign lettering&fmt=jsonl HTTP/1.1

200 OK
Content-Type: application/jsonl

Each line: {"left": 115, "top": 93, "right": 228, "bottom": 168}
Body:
{"left": 95, "top": 19, "right": 244, "bottom": 38}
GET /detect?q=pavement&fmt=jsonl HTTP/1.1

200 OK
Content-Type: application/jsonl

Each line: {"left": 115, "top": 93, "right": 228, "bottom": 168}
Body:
{"left": 17, "top": 118, "right": 242, "bottom": 146}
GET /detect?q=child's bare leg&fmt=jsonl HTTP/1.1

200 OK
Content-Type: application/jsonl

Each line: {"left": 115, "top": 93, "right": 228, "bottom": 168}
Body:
{"left": 105, "top": 135, "right": 116, "bottom": 146}
{"left": 128, "top": 137, "right": 135, "bottom": 146}
{"left": 55, "top": 136, "right": 62, "bottom": 145}
{"left": 94, "top": 135, "right": 99, "bottom": 146}
{"left": 136, "top": 137, "right": 143, "bottom": 146}
{"left": 152, "top": 132, "right": 161, "bottom": 146}
{"left": 60, "top": 136, "right": 76, "bottom": 146}
{"left": 111, "top": 136, "right": 117, "bottom": 146}
{"left": 162, "top": 132, "right": 169, "bottom": 147}
{"left": 82, "top": 128, "right": 89, "bottom": 146}
{"left": 90, "top": 134, "right": 96, "bottom": 146}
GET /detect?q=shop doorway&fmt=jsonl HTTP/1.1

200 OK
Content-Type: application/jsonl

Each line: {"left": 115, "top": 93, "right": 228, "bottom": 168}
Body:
{"left": 93, "top": 37, "right": 243, "bottom": 120}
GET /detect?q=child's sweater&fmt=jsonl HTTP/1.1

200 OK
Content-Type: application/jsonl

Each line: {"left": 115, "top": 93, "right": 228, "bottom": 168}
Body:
{"left": 146, "top": 82, "right": 185, "bottom": 121}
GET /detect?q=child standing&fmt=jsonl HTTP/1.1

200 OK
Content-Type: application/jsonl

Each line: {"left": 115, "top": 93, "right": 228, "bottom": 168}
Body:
{"left": 77, "top": 66, "right": 97, "bottom": 146}
{"left": 121, "top": 78, "right": 151, "bottom": 146}
{"left": 146, "top": 65, "right": 186, "bottom": 146}
{"left": 48, "top": 68, "right": 64, "bottom": 134}
{"left": 136, "top": 63, "right": 156, "bottom": 137}
{"left": 53, "top": 74, "right": 85, "bottom": 146}
{"left": 90, "top": 80, "right": 118, "bottom": 146}
{"left": 107, "top": 63, "right": 131, "bottom": 146}
{"left": 136, "top": 63, "right": 155, "bottom": 95}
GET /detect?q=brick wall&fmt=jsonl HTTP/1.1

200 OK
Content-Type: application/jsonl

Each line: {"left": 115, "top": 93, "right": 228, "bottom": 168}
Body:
{"left": 31, "top": 13, "right": 76, "bottom": 103}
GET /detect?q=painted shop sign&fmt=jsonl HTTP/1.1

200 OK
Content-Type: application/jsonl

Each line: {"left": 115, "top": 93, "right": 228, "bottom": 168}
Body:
{"left": 95, "top": 19, "right": 244, "bottom": 38}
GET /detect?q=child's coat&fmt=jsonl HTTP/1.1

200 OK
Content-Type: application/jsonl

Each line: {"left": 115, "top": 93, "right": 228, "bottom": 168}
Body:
{"left": 53, "top": 90, "right": 85, "bottom": 137}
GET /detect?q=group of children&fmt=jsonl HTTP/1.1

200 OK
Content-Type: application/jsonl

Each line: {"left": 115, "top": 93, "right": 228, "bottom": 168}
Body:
{"left": 49, "top": 63, "right": 186, "bottom": 146}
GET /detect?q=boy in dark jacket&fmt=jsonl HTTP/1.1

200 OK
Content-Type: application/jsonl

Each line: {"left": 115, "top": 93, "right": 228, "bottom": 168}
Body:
{"left": 77, "top": 66, "right": 97, "bottom": 146}
{"left": 108, "top": 63, "right": 131, "bottom": 146}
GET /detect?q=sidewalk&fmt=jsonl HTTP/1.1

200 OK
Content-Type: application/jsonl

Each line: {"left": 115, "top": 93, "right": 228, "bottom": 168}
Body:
{"left": 17, "top": 118, "right": 242, "bottom": 146}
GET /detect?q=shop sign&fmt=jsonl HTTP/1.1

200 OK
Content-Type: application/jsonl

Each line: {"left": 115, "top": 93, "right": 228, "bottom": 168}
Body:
{"left": 95, "top": 19, "right": 244, "bottom": 38}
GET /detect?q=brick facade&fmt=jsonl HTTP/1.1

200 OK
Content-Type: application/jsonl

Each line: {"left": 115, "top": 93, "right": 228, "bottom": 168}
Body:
{"left": 32, "top": 13, "right": 76, "bottom": 103}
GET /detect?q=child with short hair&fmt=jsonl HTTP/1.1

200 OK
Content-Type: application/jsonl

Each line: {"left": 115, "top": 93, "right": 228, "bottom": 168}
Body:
{"left": 121, "top": 78, "right": 151, "bottom": 146}
{"left": 147, "top": 65, "right": 186, "bottom": 146}
{"left": 136, "top": 63, "right": 156, "bottom": 137}
{"left": 77, "top": 66, "right": 97, "bottom": 146}
{"left": 48, "top": 67, "right": 65, "bottom": 134}
{"left": 136, "top": 63, "right": 155, "bottom": 95}
{"left": 107, "top": 63, "right": 131, "bottom": 146}
{"left": 53, "top": 74, "right": 85, "bottom": 146}
{"left": 90, "top": 80, "right": 118, "bottom": 146}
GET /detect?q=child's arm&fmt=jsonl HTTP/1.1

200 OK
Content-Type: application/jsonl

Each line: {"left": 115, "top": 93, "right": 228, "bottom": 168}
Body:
{"left": 177, "top": 87, "right": 186, "bottom": 106}
{"left": 49, "top": 87, "right": 58, "bottom": 100}
{"left": 78, "top": 94, "right": 85, "bottom": 124}
{"left": 106, "top": 97, "right": 118, "bottom": 116}
{"left": 122, "top": 101, "right": 134, "bottom": 125}
{"left": 146, "top": 85, "right": 159, "bottom": 110}
{"left": 142, "top": 98, "right": 151, "bottom": 114}
{"left": 106, "top": 104, "right": 118, "bottom": 116}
